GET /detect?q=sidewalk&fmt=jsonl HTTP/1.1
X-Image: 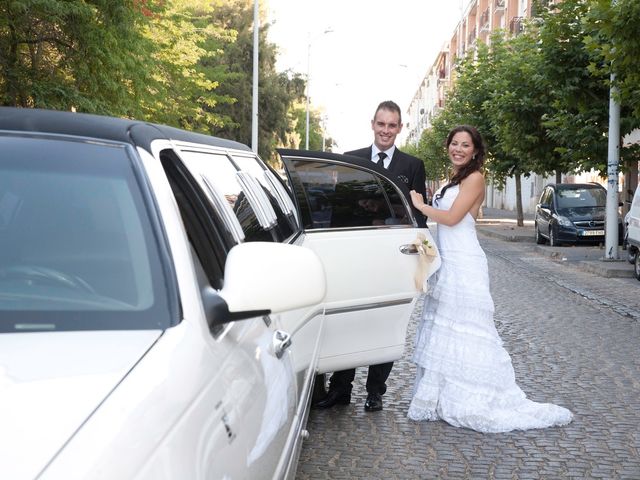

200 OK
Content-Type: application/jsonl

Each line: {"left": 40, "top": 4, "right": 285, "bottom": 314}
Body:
{"left": 477, "top": 207, "right": 636, "bottom": 279}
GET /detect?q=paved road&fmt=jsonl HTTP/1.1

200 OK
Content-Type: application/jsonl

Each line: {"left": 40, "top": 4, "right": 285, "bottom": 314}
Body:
{"left": 295, "top": 235, "right": 640, "bottom": 479}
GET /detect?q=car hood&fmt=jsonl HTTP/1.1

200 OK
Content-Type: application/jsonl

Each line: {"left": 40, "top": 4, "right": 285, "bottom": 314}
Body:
{"left": 557, "top": 206, "right": 605, "bottom": 221}
{"left": 0, "top": 330, "right": 162, "bottom": 480}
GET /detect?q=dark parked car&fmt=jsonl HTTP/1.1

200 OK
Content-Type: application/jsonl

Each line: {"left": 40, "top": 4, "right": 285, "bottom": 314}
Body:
{"left": 534, "top": 183, "right": 623, "bottom": 246}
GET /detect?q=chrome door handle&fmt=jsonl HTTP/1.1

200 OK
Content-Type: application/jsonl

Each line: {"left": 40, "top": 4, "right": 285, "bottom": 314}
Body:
{"left": 399, "top": 244, "right": 419, "bottom": 255}
{"left": 272, "top": 330, "right": 292, "bottom": 359}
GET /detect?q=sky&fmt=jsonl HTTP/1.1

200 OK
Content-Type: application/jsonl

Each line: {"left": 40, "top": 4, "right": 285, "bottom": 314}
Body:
{"left": 266, "top": 0, "right": 471, "bottom": 152}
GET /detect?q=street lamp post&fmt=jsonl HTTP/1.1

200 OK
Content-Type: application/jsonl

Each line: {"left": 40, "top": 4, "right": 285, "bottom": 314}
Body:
{"left": 305, "top": 28, "right": 332, "bottom": 150}
{"left": 251, "top": 0, "right": 259, "bottom": 153}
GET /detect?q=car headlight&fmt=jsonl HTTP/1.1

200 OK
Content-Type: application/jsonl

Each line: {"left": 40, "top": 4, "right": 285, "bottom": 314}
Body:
{"left": 556, "top": 215, "right": 573, "bottom": 227}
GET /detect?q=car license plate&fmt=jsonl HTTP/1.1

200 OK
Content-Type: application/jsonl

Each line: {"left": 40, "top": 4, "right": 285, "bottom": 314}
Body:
{"left": 580, "top": 230, "right": 605, "bottom": 236}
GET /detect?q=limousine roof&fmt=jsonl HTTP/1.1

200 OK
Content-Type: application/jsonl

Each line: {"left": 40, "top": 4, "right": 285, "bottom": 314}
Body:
{"left": 0, "top": 107, "right": 252, "bottom": 152}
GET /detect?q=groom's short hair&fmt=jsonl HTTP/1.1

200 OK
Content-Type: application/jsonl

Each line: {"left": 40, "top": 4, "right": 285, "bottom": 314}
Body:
{"left": 374, "top": 100, "right": 402, "bottom": 123}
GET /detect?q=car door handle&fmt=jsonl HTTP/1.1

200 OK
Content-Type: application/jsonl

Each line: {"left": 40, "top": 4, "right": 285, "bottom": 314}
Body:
{"left": 272, "top": 330, "right": 292, "bottom": 359}
{"left": 399, "top": 243, "right": 419, "bottom": 255}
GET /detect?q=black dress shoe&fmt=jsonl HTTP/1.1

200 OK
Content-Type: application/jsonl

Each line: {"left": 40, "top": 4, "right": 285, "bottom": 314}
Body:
{"left": 364, "top": 392, "right": 383, "bottom": 412}
{"left": 313, "top": 390, "right": 351, "bottom": 409}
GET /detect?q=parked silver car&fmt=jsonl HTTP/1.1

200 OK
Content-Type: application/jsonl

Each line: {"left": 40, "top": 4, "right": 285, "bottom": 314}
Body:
{"left": 624, "top": 186, "right": 640, "bottom": 280}
{"left": 0, "top": 107, "right": 439, "bottom": 479}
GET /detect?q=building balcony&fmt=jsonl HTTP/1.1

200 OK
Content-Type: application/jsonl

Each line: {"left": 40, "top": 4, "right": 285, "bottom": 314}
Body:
{"left": 468, "top": 27, "right": 477, "bottom": 44}
{"left": 510, "top": 16, "right": 524, "bottom": 35}
{"left": 480, "top": 9, "right": 490, "bottom": 32}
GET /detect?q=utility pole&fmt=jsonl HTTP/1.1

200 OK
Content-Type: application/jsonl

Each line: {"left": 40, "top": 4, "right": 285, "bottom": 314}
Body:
{"left": 605, "top": 0, "right": 619, "bottom": 260}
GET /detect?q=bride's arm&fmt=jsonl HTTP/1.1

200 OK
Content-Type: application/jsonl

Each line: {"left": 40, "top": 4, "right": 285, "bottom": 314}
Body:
{"left": 410, "top": 172, "right": 485, "bottom": 226}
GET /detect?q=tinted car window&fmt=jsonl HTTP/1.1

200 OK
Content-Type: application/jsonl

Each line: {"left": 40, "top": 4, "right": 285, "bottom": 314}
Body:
{"left": 231, "top": 154, "right": 298, "bottom": 239}
{"left": 556, "top": 187, "right": 606, "bottom": 208}
{"left": 178, "top": 150, "right": 279, "bottom": 242}
{"left": 0, "top": 136, "right": 173, "bottom": 332}
{"left": 287, "top": 160, "right": 411, "bottom": 229}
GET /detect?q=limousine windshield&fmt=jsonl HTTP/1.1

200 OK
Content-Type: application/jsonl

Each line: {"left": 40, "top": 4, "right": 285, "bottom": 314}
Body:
{"left": 0, "top": 135, "right": 174, "bottom": 332}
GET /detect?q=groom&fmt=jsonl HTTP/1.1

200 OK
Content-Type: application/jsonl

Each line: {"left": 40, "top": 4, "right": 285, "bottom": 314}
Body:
{"left": 314, "top": 100, "right": 427, "bottom": 412}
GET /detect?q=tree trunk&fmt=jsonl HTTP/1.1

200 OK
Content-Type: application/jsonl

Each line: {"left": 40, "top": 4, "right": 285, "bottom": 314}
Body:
{"left": 515, "top": 173, "right": 524, "bottom": 227}
{"left": 555, "top": 170, "right": 562, "bottom": 184}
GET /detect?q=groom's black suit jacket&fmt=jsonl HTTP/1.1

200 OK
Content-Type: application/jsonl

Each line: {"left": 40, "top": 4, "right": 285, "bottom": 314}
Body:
{"left": 345, "top": 146, "right": 428, "bottom": 227}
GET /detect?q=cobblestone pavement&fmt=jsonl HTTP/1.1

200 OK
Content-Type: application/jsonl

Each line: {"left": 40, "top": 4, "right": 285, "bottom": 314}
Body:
{"left": 295, "top": 235, "right": 640, "bottom": 480}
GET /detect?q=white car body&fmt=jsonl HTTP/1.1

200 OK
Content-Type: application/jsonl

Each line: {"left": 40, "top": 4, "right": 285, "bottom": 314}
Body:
{"left": 0, "top": 107, "right": 439, "bottom": 479}
{"left": 625, "top": 185, "right": 640, "bottom": 279}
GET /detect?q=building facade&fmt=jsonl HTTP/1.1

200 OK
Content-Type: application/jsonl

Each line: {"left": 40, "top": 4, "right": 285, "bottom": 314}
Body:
{"left": 405, "top": 0, "right": 572, "bottom": 214}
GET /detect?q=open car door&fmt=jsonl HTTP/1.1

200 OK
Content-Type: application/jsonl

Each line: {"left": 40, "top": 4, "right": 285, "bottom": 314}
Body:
{"left": 278, "top": 150, "right": 440, "bottom": 373}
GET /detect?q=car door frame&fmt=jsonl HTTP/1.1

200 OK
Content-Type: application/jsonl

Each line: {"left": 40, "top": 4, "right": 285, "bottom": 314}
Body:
{"left": 145, "top": 140, "right": 299, "bottom": 479}
{"left": 537, "top": 186, "right": 553, "bottom": 238}
{"left": 277, "top": 149, "right": 440, "bottom": 374}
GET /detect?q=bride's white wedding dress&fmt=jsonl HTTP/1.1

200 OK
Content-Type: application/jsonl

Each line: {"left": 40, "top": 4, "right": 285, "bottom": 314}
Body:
{"left": 408, "top": 184, "right": 573, "bottom": 433}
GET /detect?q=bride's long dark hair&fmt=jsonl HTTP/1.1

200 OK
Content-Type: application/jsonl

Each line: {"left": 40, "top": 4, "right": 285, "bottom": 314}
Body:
{"left": 434, "top": 125, "right": 486, "bottom": 206}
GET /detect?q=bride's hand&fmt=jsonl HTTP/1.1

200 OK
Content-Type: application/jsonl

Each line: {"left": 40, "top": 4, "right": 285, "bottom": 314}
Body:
{"left": 410, "top": 190, "right": 425, "bottom": 209}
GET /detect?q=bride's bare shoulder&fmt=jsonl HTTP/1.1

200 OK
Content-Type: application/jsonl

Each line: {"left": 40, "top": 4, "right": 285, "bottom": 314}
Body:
{"left": 461, "top": 171, "right": 485, "bottom": 189}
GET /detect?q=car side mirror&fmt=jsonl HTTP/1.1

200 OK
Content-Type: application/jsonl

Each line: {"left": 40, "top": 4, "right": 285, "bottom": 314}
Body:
{"left": 539, "top": 203, "right": 550, "bottom": 209}
{"left": 208, "top": 242, "right": 326, "bottom": 328}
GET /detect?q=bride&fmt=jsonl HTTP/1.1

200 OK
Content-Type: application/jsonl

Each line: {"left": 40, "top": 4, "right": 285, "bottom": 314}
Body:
{"left": 408, "top": 125, "right": 573, "bottom": 433}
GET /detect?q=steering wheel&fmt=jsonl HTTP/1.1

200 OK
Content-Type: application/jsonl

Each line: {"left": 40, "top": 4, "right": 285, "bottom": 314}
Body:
{"left": 0, "top": 265, "right": 96, "bottom": 294}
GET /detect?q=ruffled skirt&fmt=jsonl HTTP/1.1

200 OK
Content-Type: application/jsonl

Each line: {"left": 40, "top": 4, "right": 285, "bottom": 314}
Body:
{"left": 407, "top": 250, "right": 573, "bottom": 433}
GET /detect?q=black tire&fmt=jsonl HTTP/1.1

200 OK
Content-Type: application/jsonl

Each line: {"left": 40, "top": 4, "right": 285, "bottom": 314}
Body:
{"left": 535, "top": 223, "right": 546, "bottom": 244}
{"left": 628, "top": 245, "right": 637, "bottom": 264}
{"left": 634, "top": 251, "right": 640, "bottom": 281}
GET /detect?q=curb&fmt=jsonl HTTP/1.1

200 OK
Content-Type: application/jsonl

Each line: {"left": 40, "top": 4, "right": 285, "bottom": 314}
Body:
{"left": 533, "top": 245, "right": 635, "bottom": 278}
{"left": 477, "top": 227, "right": 636, "bottom": 279}
{"left": 575, "top": 260, "right": 635, "bottom": 278}
{"left": 477, "top": 227, "right": 535, "bottom": 243}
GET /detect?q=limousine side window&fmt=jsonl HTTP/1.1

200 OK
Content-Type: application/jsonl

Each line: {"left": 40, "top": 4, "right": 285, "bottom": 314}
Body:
{"left": 230, "top": 153, "right": 299, "bottom": 239}
{"left": 159, "top": 150, "right": 229, "bottom": 291}
{"left": 178, "top": 150, "right": 286, "bottom": 243}
{"left": 284, "top": 159, "right": 411, "bottom": 229}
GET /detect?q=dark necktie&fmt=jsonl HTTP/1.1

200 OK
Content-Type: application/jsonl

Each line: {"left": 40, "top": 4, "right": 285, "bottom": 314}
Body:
{"left": 377, "top": 151, "right": 387, "bottom": 168}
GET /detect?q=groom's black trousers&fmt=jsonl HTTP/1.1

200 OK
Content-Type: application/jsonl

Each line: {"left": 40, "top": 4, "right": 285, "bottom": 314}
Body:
{"left": 328, "top": 361, "right": 394, "bottom": 395}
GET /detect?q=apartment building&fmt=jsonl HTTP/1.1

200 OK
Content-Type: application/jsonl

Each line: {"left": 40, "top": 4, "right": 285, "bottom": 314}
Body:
{"left": 405, "top": 0, "right": 570, "bottom": 213}
{"left": 406, "top": 0, "right": 531, "bottom": 144}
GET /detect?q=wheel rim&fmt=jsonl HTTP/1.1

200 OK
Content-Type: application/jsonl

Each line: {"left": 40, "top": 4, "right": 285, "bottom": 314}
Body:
{"left": 635, "top": 254, "right": 640, "bottom": 277}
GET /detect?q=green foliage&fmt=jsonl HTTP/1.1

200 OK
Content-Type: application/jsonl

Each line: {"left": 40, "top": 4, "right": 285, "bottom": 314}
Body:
{"left": 201, "top": 0, "right": 307, "bottom": 161}
{"left": 584, "top": 0, "right": 640, "bottom": 170}
{"left": 0, "top": 0, "right": 156, "bottom": 115}
{"left": 585, "top": 0, "right": 640, "bottom": 122}
{"left": 409, "top": 106, "right": 458, "bottom": 183}
{"left": 535, "top": 0, "right": 611, "bottom": 173}
{"left": 0, "top": 0, "right": 307, "bottom": 161}
{"left": 140, "top": 0, "right": 233, "bottom": 130}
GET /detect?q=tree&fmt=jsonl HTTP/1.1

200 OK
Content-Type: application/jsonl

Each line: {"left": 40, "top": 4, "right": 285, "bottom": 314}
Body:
{"left": 583, "top": 0, "right": 640, "bottom": 200}
{"left": 536, "top": 0, "right": 616, "bottom": 175}
{"left": 410, "top": 106, "right": 457, "bottom": 185}
{"left": 140, "top": 0, "right": 233, "bottom": 130}
{"left": 202, "top": 0, "right": 307, "bottom": 161}
{"left": 585, "top": 0, "right": 640, "bottom": 122}
{"left": 0, "top": 0, "right": 158, "bottom": 116}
